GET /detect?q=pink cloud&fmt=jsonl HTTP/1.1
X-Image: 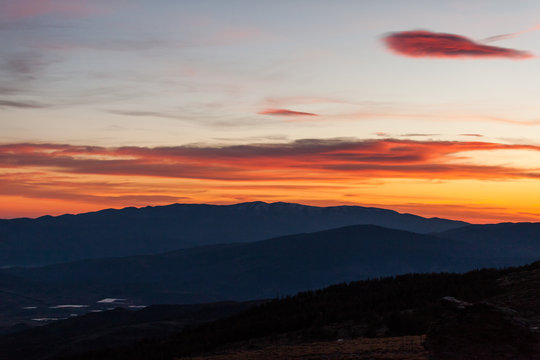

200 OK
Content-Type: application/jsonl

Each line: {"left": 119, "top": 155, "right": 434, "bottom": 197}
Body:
{"left": 383, "top": 30, "right": 533, "bottom": 59}
{"left": 258, "top": 108, "right": 319, "bottom": 117}
{"left": 482, "top": 24, "right": 540, "bottom": 43}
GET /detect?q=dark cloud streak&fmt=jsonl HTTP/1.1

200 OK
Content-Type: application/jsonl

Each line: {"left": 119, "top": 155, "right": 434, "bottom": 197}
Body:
{"left": 0, "top": 99, "right": 49, "bottom": 109}
{"left": 460, "top": 134, "right": 484, "bottom": 137}
{"left": 106, "top": 109, "right": 182, "bottom": 120}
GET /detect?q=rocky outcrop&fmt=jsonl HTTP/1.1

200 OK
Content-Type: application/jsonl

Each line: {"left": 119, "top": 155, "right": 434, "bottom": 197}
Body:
{"left": 425, "top": 296, "right": 540, "bottom": 360}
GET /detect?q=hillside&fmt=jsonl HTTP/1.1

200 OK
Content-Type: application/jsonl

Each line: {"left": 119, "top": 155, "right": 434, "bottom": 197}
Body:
{"left": 4, "top": 224, "right": 526, "bottom": 307}
{"left": 0, "top": 201, "right": 467, "bottom": 266}
{"left": 4, "top": 259, "right": 540, "bottom": 359}
{"left": 2, "top": 222, "right": 538, "bottom": 334}
{"left": 0, "top": 267, "right": 507, "bottom": 360}
{"left": 436, "top": 222, "right": 540, "bottom": 259}
{"left": 52, "top": 262, "right": 540, "bottom": 359}
{"left": 8, "top": 263, "right": 535, "bottom": 360}
{"left": 0, "top": 301, "right": 263, "bottom": 360}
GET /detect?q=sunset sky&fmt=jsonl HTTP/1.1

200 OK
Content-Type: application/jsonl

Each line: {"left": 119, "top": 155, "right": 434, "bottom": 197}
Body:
{"left": 2, "top": 0, "right": 540, "bottom": 222}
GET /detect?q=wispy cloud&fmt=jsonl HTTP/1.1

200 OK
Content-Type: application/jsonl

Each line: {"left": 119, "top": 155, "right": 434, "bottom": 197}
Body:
{"left": 482, "top": 24, "right": 540, "bottom": 43}
{"left": 0, "top": 172, "right": 189, "bottom": 208}
{"left": 366, "top": 202, "right": 538, "bottom": 224}
{"left": 460, "top": 133, "right": 484, "bottom": 137}
{"left": 400, "top": 133, "right": 439, "bottom": 137}
{"left": 0, "top": 179, "right": 186, "bottom": 205}
{"left": 341, "top": 108, "right": 540, "bottom": 126}
{"left": 213, "top": 135, "right": 288, "bottom": 143}
{"left": 383, "top": 30, "right": 533, "bottom": 59}
{"left": 1, "top": 51, "right": 56, "bottom": 80}
{"left": 106, "top": 109, "right": 182, "bottom": 120}
{"left": 0, "top": 99, "right": 49, "bottom": 109}
{"left": 258, "top": 108, "right": 319, "bottom": 117}
{"left": 39, "top": 38, "right": 173, "bottom": 52}
{"left": 3, "top": 54, "right": 42, "bottom": 76}
{"left": 262, "top": 96, "right": 348, "bottom": 107}
{"left": 0, "top": 0, "right": 100, "bottom": 21}
{"left": 375, "top": 132, "right": 439, "bottom": 138}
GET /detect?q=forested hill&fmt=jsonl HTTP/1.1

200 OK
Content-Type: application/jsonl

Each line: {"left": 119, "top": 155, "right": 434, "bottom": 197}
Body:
{"left": 58, "top": 263, "right": 539, "bottom": 360}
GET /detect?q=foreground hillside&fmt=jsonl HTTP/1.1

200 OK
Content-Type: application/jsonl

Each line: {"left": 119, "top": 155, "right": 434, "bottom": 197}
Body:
{"left": 0, "top": 264, "right": 513, "bottom": 360}
{"left": 68, "top": 262, "right": 540, "bottom": 359}
{"left": 0, "top": 201, "right": 467, "bottom": 266}
{"left": 0, "top": 301, "right": 264, "bottom": 360}
{"left": 184, "top": 336, "right": 428, "bottom": 360}
{"left": 5, "top": 260, "right": 540, "bottom": 359}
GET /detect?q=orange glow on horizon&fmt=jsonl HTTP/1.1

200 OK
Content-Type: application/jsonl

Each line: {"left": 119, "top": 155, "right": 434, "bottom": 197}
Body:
{"left": 1, "top": 139, "right": 540, "bottom": 223}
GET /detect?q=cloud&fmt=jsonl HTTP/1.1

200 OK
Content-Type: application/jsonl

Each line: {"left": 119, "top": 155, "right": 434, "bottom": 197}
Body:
{"left": 41, "top": 38, "right": 172, "bottom": 52}
{"left": 3, "top": 139, "right": 540, "bottom": 221}
{"left": 0, "top": 0, "right": 99, "bottom": 21}
{"left": 105, "top": 108, "right": 257, "bottom": 128}
{"left": 0, "top": 172, "right": 190, "bottom": 215}
{"left": 262, "top": 96, "right": 348, "bottom": 106}
{"left": 0, "top": 179, "right": 185, "bottom": 205}
{"left": 365, "top": 202, "right": 538, "bottom": 224}
{"left": 383, "top": 30, "right": 533, "bottom": 59}
{"left": 0, "top": 86, "right": 19, "bottom": 95}
{"left": 400, "top": 133, "right": 439, "bottom": 137}
{"left": 482, "top": 24, "right": 540, "bottom": 43}
{"left": 375, "top": 132, "right": 439, "bottom": 138}
{"left": 0, "top": 99, "right": 49, "bottom": 109}
{"left": 213, "top": 135, "right": 289, "bottom": 142}
{"left": 106, "top": 110, "right": 182, "bottom": 120}
{"left": 1, "top": 52, "right": 56, "bottom": 81}
{"left": 325, "top": 104, "right": 540, "bottom": 126}
{"left": 460, "top": 134, "right": 484, "bottom": 137}
{"left": 3, "top": 55, "right": 41, "bottom": 76}
{"left": 2, "top": 139, "right": 540, "bottom": 182}
{"left": 258, "top": 109, "right": 319, "bottom": 117}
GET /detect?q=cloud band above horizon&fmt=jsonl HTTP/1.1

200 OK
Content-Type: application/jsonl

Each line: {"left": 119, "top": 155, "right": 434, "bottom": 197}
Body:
{"left": 2, "top": 139, "right": 540, "bottom": 181}
{"left": 2, "top": 138, "right": 540, "bottom": 222}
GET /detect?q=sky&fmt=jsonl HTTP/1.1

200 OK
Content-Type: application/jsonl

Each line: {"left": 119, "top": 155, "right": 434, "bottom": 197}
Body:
{"left": 2, "top": 0, "right": 540, "bottom": 223}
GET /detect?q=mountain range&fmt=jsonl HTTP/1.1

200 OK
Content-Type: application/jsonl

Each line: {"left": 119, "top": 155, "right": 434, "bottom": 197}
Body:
{"left": 2, "top": 202, "right": 540, "bottom": 359}
{"left": 0, "top": 201, "right": 468, "bottom": 266}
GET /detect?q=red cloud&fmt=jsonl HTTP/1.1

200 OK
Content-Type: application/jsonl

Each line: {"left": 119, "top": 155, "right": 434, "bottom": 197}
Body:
{"left": 258, "top": 109, "right": 318, "bottom": 117}
{"left": 1, "top": 139, "right": 540, "bottom": 181}
{"left": 383, "top": 30, "right": 533, "bottom": 59}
